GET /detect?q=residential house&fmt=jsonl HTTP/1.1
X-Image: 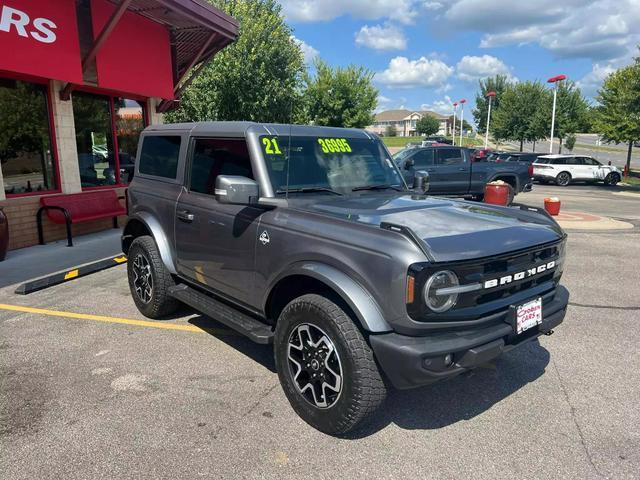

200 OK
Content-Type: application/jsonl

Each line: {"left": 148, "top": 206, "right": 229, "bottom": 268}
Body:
{"left": 366, "top": 110, "right": 450, "bottom": 137}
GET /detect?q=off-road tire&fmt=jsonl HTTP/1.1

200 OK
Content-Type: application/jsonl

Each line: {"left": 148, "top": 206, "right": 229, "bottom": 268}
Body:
{"left": 604, "top": 172, "right": 620, "bottom": 186}
{"left": 127, "top": 235, "right": 179, "bottom": 318}
{"left": 555, "top": 171, "right": 571, "bottom": 186}
{"left": 274, "top": 294, "right": 387, "bottom": 435}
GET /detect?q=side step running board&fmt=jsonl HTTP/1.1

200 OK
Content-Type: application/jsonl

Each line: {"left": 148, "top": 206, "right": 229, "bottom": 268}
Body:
{"left": 168, "top": 284, "right": 274, "bottom": 344}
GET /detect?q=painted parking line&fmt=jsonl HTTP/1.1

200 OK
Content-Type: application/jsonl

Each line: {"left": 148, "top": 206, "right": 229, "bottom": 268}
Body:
{"left": 0, "top": 303, "right": 237, "bottom": 337}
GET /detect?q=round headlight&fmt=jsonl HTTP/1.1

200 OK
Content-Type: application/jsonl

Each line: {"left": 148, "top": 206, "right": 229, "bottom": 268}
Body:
{"left": 424, "top": 270, "right": 459, "bottom": 312}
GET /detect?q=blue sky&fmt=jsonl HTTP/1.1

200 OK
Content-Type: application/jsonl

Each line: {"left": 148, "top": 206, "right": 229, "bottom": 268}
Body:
{"left": 280, "top": 0, "right": 640, "bottom": 123}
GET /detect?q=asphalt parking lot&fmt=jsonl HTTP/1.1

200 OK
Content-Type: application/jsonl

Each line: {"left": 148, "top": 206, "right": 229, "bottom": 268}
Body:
{"left": 1, "top": 184, "right": 639, "bottom": 479}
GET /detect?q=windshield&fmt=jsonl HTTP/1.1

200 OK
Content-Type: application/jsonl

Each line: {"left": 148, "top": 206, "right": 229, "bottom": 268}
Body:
{"left": 259, "top": 135, "right": 405, "bottom": 194}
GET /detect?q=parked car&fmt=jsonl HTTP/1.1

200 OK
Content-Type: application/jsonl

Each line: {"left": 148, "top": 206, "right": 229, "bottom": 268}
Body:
{"left": 533, "top": 154, "right": 623, "bottom": 186}
{"left": 394, "top": 145, "right": 533, "bottom": 203}
{"left": 123, "top": 122, "right": 568, "bottom": 435}
{"left": 506, "top": 152, "right": 544, "bottom": 164}
{"left": 423, "top": 135, "right": 452, "bottom": 145}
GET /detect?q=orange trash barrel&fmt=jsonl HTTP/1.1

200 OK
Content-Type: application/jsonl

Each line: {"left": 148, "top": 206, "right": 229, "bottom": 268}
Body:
{"left": 484, "top": 181, "right": 510, "bottom": 206}
{"left": 544, "top": 197, "right": 561, "bottom": 216}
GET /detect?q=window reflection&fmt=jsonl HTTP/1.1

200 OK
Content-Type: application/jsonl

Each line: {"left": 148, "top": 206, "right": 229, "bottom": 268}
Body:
{"left": 73, "top": 92, "right": 116, "bottom": 187}
{"left": 115, "top": 98, "right": 145, "bottom": 183}
{"left": 0, "top": 78, "right": 57, "bottom": 195}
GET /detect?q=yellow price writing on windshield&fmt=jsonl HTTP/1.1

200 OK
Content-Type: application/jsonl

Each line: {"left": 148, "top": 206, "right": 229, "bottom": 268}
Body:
{"left": 262, "top": 137, "right": 282, "bottom": 155}
{"left": 317, "top": 138, "right": 352, "bottom": 154}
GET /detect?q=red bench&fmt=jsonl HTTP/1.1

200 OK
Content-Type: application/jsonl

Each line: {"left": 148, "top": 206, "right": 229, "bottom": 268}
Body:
{"left": 37, "top": 190, "right": 126, "bottom": 247}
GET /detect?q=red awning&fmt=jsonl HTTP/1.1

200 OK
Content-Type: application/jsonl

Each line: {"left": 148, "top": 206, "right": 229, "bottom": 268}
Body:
{"left": 62, "top": 0, "right": 238, "bottom": 103}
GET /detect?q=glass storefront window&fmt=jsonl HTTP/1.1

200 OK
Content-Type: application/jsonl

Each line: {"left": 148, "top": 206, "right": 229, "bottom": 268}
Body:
{"left": 115, "top": 98, "right": 145, "bottom": 184}
{"left": 0, "top": 78, "right": 57, "bottom": 196}
{"left": 72, "top": 92, "right": 116, "bottom": 187}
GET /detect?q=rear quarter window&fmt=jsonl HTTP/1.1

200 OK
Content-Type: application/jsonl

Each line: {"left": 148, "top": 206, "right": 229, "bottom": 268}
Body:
{"left": 138, "top": 135, "right": 182, "bottom": 179}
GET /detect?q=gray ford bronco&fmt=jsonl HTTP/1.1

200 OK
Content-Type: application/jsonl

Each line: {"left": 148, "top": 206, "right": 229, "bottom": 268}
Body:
{"left": 123, "top": 122, "right": 569, "bottom": 435}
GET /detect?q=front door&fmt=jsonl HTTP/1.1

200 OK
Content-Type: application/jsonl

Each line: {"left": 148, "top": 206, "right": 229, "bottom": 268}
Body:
{"left": 174, "top": 137, "right": 263, "bottom": 306}
{"left": 428, "top": 147, "right": 470, "bottom": 194}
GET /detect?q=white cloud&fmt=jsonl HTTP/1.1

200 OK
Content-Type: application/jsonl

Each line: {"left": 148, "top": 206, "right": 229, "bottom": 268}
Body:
{"left": 423, "top": 2, "right": 443, "bottom": 11}
{"left": 291, "top": 36, "right": 319, "bottom": 64}
{"left": 576, "top": 63, "right": 617, "bottom": 98}
{"left": 420, "top": 95, "right": 454, "bottom": 115}
{"left": 434, "top": 0, "right": 640, "bottom": 64}
{"left": 355, "top": 24, "right": 407, "bottom": 51}
{"left": 375, "top": 95, "right": 408, "bottom": 112}
{"left": 376, "top": 56, "right": 454, "bottom": 89}
{"left": 456, "top": 55, "right": 515, "bottom": 82}
{"left": 279, "top": 0, "right": 421, "bottom": 25}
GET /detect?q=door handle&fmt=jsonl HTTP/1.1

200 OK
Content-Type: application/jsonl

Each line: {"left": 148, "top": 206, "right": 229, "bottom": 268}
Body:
{"left": 458, "top": 167, "right": 466, "bottom": 171}
{"left": 177, "top": 210, "right": 195, "bottom": 222}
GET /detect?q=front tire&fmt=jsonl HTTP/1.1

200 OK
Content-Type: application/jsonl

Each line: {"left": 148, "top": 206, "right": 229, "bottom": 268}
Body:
{"left": 127, "top": 235, "right": 179, "bottom": 318}
{"left": 274, "top": 294, "right": 386, "bottom": 435}
{"left": 604, "top": 172, "right": 620, "bottom": 186}
{"left": 555, "top": 171, "right": 571, "bottom": 186}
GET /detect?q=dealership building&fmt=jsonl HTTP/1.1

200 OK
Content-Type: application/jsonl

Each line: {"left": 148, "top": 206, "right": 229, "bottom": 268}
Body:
{"left": 0, "top": 0, "right": 237, "bottom": 250}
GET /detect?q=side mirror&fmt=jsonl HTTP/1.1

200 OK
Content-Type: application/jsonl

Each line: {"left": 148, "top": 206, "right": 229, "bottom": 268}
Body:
{"left": 404, "top": 158, "right": 414, "bottom": 170}
{"left": 215, "top": 175, "right": 260, "bottom": 205}
{"left": 413, "top": 170, "right": 430, "bottom": 193}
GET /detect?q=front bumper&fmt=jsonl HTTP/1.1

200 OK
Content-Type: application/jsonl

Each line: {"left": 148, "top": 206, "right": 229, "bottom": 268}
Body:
{"left": 370, "top": 285, "right": 569, "bottom": 389}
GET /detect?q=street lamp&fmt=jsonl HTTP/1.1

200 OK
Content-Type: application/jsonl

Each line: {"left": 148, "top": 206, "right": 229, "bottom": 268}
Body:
{"left": 459, "top": 99, "right": 466, "bottom": 147}
{"left": 547, "top": 74, "right": 567, "bottom": 153}
{"left": 484, "top": 91, "right": 496, "bottom": 149}
{"left": 452, "top": 102, "right": 458, "bottom": 145}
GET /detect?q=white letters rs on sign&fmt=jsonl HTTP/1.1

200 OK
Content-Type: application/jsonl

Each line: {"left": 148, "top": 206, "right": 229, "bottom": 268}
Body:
{"left": 0, "top": 5, "right": 57, "bottom": 44}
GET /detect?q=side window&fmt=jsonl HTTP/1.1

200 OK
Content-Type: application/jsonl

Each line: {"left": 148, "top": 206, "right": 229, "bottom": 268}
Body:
{"left": 584, "top": 157, "right": 599, "bottom": 166}
{"left": 553, "top": 158, "right": 566, "bottom": 165}
{"left": 139, "top": 135, "right": 181, "bottom": 179}
{"left": 572, "top": 157, "right": 585, "bottom": 165}
{"left": 411, "top": 149, "right": 434, "bottom": 168}
{"left": 189, "top": 138, "right": 253, "bottom": 195}
{"left": 435, "top": 148, "right": 464, "bottom": 166}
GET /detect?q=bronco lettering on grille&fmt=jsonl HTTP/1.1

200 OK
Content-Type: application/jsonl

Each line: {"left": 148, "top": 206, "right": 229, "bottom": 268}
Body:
{"left": 483, "top": 261, "right": 556, "bottom": 289}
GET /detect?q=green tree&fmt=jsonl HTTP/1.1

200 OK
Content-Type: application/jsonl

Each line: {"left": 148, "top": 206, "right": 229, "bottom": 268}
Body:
{"left": 564, "top": 133, "right": 576, "bottom": 151}
{"left": 384, "top": 125, "right": 397, "bottom": 137}
{"left": 416, "top": 115, "right": 440, "bottom": 136}
{"left": 299, "top": 59, "right": 377, "bottom": 128}
{"left": 492, "top": 81, "right": 548, "bottom": 151}
{"left": 593, "top": 57, "right": 640, "bottom": 175}
{"left": 166, "top": 0, "right": 305, "bottom": 123}
{"left": 472, "top": 74, "right": 510, "bottom": 134}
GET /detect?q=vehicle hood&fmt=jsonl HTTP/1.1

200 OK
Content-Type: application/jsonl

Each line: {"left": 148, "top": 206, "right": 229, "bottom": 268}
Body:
{"left": 293, "top": 194, "right": 564, "bottom": 262}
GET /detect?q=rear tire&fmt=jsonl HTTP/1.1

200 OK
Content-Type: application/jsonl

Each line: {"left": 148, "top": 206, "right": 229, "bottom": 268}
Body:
{"left": 127, "top": 235, "right": 179, "bottom": 318}
{"left": 604, "top": 172, "right": 620, "bottom": 186}
{"left": 555, "top": 171, "right": 571, "bottom": 186}
{"left": 274, "top": 294, "right": 387, "bottom": 435}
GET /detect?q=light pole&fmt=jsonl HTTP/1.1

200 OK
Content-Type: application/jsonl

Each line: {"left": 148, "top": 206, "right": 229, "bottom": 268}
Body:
{"left": 484, "top": 91, "right": 496, "bottom": 149}
{"left": 451, "top": 102, "right": 458, "bottom": 146}
{"left": 459, "top": 99, "right": 466, "bottom": 147}
{"left": 547, "top": 74, "right": 566, "bottom": 153}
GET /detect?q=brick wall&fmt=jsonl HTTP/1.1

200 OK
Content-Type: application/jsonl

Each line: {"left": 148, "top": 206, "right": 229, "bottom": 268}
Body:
{"left": 0, "top": 188, "right": 127, "bottom": 251}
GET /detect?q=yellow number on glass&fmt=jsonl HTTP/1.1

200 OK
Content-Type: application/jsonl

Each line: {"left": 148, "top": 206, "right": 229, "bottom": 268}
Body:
{"left": 340, "top": 139, "right": 352, "bottom": 152}
{"left": 262, "top": 137, "right": 282, "bottom": 155}
{"left": 262, "top": 137, "right": 273, "bottom": 155}
{"left": 318, "top": 138, "right": 329, "bottom": 153}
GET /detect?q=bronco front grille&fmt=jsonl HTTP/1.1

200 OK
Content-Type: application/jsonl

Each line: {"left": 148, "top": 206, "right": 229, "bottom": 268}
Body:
{"left": 407, "top": 240, "right": 565, "bottom": 322}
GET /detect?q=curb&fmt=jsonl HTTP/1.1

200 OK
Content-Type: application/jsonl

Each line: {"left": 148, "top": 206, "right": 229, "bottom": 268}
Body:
{"left": 15, "top": 255, "right": 127, "bottom": 295}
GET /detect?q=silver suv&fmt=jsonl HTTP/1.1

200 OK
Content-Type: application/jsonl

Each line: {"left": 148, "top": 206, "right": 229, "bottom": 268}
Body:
{"left": 123, "top": 122, "right": 569, "bottom": 435}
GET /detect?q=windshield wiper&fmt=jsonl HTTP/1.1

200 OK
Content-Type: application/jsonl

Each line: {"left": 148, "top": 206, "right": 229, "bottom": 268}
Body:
{"left": 276, "top": 187, "right": 343, "bottom": 196}
{"left": 352, "top": 184, "right": 404, "bottom": 192}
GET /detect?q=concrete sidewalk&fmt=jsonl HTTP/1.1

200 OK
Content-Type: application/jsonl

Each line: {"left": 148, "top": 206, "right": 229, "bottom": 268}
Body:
{"left": 0, "top": 229, "right": 123, "bottom": 289}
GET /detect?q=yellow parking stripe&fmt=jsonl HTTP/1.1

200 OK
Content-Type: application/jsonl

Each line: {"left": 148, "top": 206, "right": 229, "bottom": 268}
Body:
{"left": 0, "top": 303, "right": 235, "bottom": 336}
{"left": 113, "top": 256, "right": 128, "bottom": 264}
